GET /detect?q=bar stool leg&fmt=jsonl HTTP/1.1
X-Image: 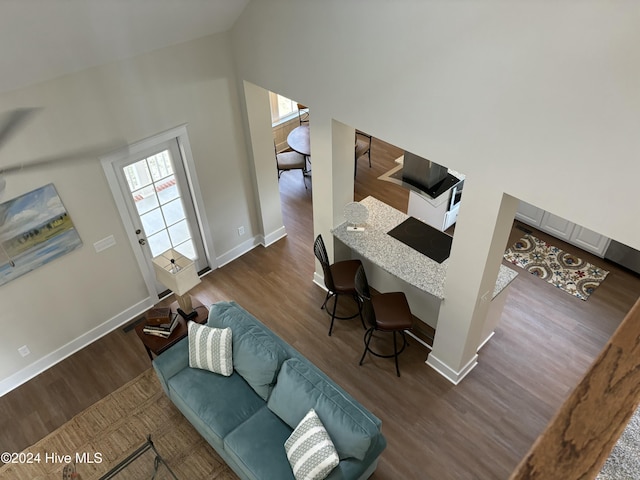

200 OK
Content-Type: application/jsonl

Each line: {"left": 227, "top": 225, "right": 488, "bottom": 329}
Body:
{"left": 393, "top": 331, "right": 400, "bottom": 377}
{"left": 359, "top": 328, "right": 374, "bottom": 366}
{"left": 329, "top": 294, "right": 339, "bottom": 336}
{"left": 354, "top": 295, "right": 365, "bottom": 329}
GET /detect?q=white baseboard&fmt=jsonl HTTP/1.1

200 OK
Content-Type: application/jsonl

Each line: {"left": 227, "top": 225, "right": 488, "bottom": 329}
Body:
{"left": 1, "top": 231, "right": 287, "bottom": 396}
{"left": 0, "top": 298, "right": 154, "bottom": 397}
{"left": 216, "top": 236, "right": 261, "bottom": 267}
{"left": 405, "top": 330, "right": 432, "bottom": 351}
{"left": 261, "top": 226, "right": 287, "bottom": 247}
{"left": 216, "top": 227, "right": 286, "bottom": 267}
{"left": 476, "top": 331, "right": 495, "bottom": 352}
{"left": 426, "top": 352, "right": 478, "bottom": 385}
{"left": 313, "top": 271, "right": 327, "bottom": 291}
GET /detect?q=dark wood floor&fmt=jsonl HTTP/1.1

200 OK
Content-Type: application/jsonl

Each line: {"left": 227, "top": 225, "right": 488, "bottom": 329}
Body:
{"left": 1, "top": 137, "right": 639, "bottom": 479}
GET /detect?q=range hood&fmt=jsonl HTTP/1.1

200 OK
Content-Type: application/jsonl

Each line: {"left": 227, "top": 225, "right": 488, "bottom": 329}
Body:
{"left": 379, "top": 153, "right": 462, "bottom": 200}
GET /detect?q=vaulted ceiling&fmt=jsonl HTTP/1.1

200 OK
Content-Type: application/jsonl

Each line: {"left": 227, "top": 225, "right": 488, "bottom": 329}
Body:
{"left": 0, "top": 0, "right": 250, "bottom": 95}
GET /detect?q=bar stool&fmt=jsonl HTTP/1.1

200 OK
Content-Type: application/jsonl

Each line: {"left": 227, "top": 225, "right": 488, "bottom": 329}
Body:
{"left": 313, "top": 235, "right": 364, "bottom": 336}
{"left": 354, "top": 265, "right": 413, "bottom": 377}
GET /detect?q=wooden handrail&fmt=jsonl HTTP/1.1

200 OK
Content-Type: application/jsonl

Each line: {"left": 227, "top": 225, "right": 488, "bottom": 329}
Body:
{"left": 510, "top": 297, "right": 640, "bottom": 479}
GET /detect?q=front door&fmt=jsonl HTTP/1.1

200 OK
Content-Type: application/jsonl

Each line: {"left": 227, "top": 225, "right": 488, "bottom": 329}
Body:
{"left": 102, "top": 128, "right": 209, "bottom": 297}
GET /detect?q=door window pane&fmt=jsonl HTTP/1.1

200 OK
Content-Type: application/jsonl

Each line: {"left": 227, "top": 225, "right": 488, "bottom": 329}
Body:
{"left": 174, "top": 240, "right": 196, "bottom": 260}
{"left": 124, "top": 160, "right": 152, "bottom": 191}
{"left": 162, "top": 198, "right": 185, "bottom": 226}
{"left": 148, "top": 150, "right": 174, "bottom": 182}
{"left": 147, "top": 230, "right": 171, "bottom": 258}
{"left": 133, "top": 184, "right": 159, "bottom": 215}
{"left": 168, "top": 219, "right": 190, "bottom": 246}
{"left": 140, "top": 208, "right": 165, "bottom": 237}
{"left": 157, "top": 175, "right": 179, "bottom": 204}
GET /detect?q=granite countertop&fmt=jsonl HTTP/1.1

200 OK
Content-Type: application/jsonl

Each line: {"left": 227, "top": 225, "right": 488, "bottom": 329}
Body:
{"left": 332, "top": 196, "right": 517, "bottom": 300}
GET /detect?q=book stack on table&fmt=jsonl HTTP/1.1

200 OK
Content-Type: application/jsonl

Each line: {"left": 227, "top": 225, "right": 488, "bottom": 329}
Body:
{"left": 143, "top": 307, "right": 179, "bottom": 338}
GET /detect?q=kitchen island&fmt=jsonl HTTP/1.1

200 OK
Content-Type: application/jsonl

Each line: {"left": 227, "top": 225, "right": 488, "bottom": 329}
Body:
{"left": 332, "top": 196, "right": 517, "bottom": 347}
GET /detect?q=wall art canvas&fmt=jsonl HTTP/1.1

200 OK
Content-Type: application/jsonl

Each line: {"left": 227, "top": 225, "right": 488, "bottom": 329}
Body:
{"left": 0, "top": 183, "right": 82, "bottom": 286}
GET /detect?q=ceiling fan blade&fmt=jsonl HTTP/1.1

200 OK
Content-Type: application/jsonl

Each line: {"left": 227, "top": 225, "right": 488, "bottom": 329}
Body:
{"left": 0, "top": 141, "right": 128, "bottom": 175}
{"left": 0, "top": 108, "right": 41, "bottom": 149}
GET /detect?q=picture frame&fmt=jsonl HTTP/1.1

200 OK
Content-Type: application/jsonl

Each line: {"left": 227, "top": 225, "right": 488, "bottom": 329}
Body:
{"left": 0, "top": 183, "right": 82, "bottom": 286}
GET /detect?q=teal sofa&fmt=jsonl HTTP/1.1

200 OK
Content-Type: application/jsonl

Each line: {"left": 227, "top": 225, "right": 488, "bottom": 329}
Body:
{"left": 152, "top": 301, "right": 386, "bottom": 480}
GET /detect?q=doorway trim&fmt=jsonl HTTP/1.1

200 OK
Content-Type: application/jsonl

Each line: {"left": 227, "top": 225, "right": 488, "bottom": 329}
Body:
{"left": 101, "top": 124, "right": 215, "bottom": 300}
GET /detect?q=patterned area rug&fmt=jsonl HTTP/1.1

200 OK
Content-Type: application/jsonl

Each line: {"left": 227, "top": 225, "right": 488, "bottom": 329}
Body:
{"left": 504, "top": 234, "right": 609, "bottom": 300}
{"left": 0, "top": 368, "right": 238, "bottom": 479}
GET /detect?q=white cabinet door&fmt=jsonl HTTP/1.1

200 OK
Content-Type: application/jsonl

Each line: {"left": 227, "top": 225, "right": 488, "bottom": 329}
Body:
{"left": 407, "top": 190, "right": 449, "bottom": 231}
{"left": 514, "top": 201, "right": 611, "bottom": 256}
{"left": 540, "top": 212, "right": 574, "bottom": 241}
{"left": 442, "top": 203, "right": 459, "bottom": 231}
{"left": 515, "top": 201, "right": 545, "bottom": 227}
{"left": 569, "top": 226, "right": 611, "bottom": 257}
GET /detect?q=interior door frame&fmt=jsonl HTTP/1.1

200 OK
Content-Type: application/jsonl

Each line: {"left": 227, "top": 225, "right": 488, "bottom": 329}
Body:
{"left": 101, "top": 124, "right": 216, "bottom": 300}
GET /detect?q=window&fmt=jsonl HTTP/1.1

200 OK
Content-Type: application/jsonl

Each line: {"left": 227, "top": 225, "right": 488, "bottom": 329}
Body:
{"left": 269, "top": 92, "right": 298, "bottom": 125}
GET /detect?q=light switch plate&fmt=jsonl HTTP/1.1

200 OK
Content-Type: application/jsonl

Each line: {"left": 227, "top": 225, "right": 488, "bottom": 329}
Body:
{"left": 94, "top": 235, "right": 116, "bottom": 252}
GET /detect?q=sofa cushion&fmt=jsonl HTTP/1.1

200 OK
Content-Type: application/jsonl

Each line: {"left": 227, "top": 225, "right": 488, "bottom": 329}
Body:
{"left": 167, "top": 367, "right": 264, "bottom": 449}
{"left": 285, "top": 408, "right": 339, "bottom": 480}
{"left": 208, "top": 304, "right": 288, "bottom": 400}
{"left": 224, "top": 406, "right": 295, "bottom": 480}
{"left": 188, "top": 322, "right": 233, "bottom": 376}
{"left": 267, "top": 358, "right": 380, "bottom": 461}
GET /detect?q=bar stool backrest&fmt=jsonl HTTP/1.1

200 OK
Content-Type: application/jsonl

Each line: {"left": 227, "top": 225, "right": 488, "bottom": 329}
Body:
{"left": 355, "top": 265, "right": 376, "bottom": 328}
{"left": 314, "top": 235, "right": 336, "bottom": 292}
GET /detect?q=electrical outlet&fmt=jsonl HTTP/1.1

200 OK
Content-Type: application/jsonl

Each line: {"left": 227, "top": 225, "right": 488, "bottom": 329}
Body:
{"left": 238, "top": 226, "right": 245, "bottom": 236}
{"left": 18, "top": 345, "right": 30, "bottom": 357}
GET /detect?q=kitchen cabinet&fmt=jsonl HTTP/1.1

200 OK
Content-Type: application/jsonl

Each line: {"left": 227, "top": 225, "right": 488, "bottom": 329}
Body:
{"left": 515, "top": 201, "right": 610, "bottom": 257}
{"left": 539, "top": 211, "right": 574, "bottom": 241}
{"left": 407, "top": 182, "right": 462, "bottom": 232}
{"left": 514, "top": 202, "right": 545, "bottom": 226}
{"left": 569, "top": 225, "right": 611, "bottom": 256}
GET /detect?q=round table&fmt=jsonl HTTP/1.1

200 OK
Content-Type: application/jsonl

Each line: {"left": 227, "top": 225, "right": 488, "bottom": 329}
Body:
{"left": 287, "top": 125, "right": 310, "bottom": 157}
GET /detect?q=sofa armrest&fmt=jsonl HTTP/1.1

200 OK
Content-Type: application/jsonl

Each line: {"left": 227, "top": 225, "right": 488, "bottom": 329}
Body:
{"left": 152, "top": 337, "right": 189, "bottom": 394}
{"left": 326, "top": 432, "right": 386, "bottom": 480}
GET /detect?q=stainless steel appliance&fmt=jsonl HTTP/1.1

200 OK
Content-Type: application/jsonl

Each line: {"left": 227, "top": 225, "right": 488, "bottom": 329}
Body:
{"left": 604, "top": 240, "right": 640, "bottom": 275}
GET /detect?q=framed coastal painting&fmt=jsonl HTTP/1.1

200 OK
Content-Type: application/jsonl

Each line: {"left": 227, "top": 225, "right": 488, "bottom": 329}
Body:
{"left": 0, "top": 183, "right": 82, "bottom": 286}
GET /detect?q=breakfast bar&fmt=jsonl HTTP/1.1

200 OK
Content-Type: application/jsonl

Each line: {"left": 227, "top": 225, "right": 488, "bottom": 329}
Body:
{"left": 332, "top": 196, "right": 517, "bottom": 347}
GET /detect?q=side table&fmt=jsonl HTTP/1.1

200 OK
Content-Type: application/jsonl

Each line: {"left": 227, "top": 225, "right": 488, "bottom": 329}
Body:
{"left": 135, "top": 300, "right": 208, "bottom": 360}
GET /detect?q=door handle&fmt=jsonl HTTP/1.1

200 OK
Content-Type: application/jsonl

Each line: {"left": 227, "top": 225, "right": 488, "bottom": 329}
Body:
{"left": 138, "top": 238, "right": 146, "bottom": 245}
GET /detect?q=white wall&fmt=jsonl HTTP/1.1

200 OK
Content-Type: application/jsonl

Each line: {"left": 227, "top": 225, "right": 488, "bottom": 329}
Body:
{"left": 0, "top": 33, "right": 257, "bottom": 391}
{"left": 232, "top": 0, "right": 640, "bottom": 248}
{"left": 231, "top": 0, "right": 640, "bottom": 380}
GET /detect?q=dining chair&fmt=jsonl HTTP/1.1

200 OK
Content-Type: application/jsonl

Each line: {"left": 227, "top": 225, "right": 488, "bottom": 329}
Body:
{"left": 313, "top": 234, "right": 364, "bottom": 336}
{"left": 355, "top": 130, "right": 372, "bottom": 177}
{"left": 275, "top": 144, "right": 307, "bottom": 189}
{"left": 297, "top": 103, "right": 309, "bottom": 125}
{"left": 354, "top": 265, "right": 413, "bottom": 377}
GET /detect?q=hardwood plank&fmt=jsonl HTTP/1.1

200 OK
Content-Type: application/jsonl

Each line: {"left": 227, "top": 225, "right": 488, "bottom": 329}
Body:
{"left": 510, "top": 298, "right": 640, "bottom": 479}
{"left": 0, "top": 136, "right": 639, "bottom": 479}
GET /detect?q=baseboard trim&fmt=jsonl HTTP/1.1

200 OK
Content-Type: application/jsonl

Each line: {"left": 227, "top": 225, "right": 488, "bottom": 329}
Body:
{"left": 0, "top": 298, "right": 154, "bottom": 397}
{"left": 217, "top": 227, "right": 288, "bottom": 267}
{"left": 216, "top": 236, "right": 261, "bottom": 267}
{"left": 261, "top": 226, "right": 287, "bottom": 247}
{"left": 476, "top": 331, "right": 495, "bottom": 352}
{"left": 426, "top": 352, "right": 478, "bottom": 385}
{"left": 313, "top": 272, "right": 327, "bottom": 291}
{"left": 1, "top": 233, "right": 284, "bottom": 396}
{"left": 405, "top": 330, "right": 432, "bottom": 351}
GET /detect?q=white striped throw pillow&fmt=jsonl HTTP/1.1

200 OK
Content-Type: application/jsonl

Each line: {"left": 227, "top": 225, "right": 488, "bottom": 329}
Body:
{"left": 285, "top": 409, "right": 339, "bottom": 480}
{"left": 188, "top": 322, "right": 233, "bottom": 376}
